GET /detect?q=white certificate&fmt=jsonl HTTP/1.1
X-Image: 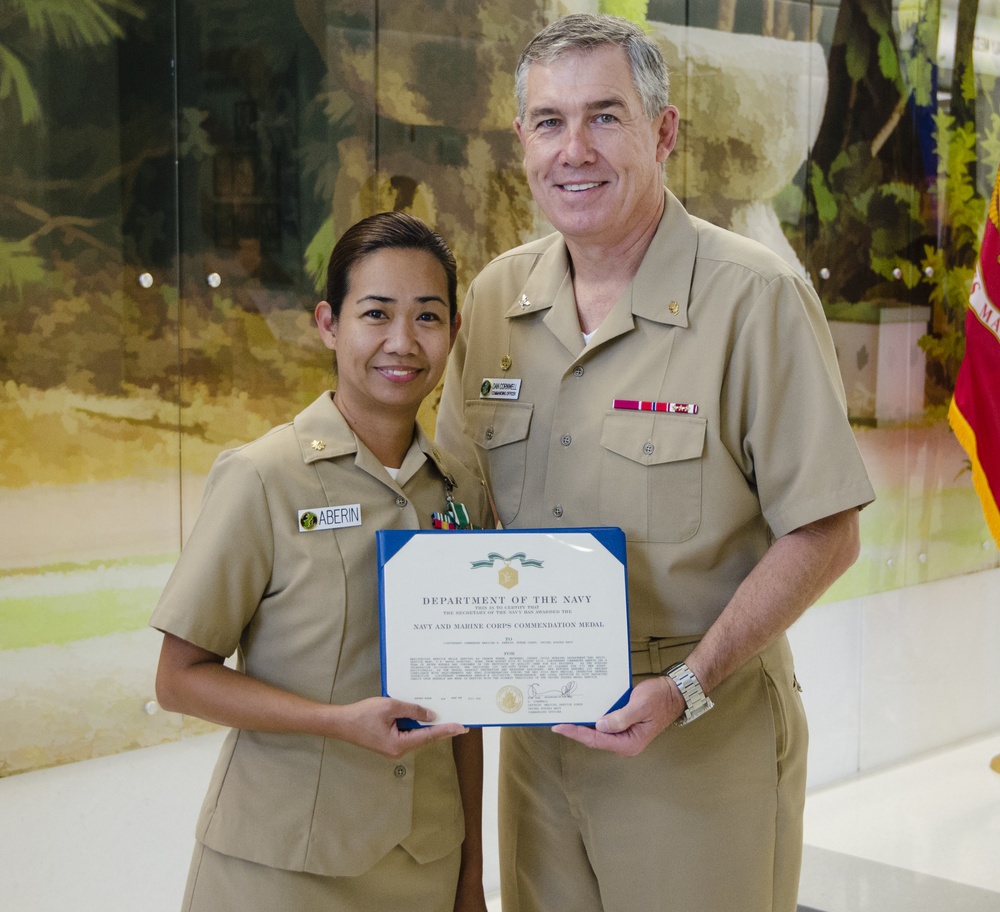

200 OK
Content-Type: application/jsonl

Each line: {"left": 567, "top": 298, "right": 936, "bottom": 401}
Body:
{"left": 377, "top": 528, "right": 632, "bottom": 726}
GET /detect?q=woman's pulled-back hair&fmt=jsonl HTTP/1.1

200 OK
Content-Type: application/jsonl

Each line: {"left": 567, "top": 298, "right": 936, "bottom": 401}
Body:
{"left": 324, "top": 212, "right": 458, "bottom": 323}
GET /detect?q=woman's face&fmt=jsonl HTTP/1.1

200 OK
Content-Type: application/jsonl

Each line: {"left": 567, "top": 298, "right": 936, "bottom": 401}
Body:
{"left": 315, "top": 247, "right": 459, "bottom": 425}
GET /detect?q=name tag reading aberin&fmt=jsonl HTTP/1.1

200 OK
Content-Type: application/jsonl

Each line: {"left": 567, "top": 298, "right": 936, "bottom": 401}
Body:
{"left": 298, "top": 504, "right": 361, "bottom": 532}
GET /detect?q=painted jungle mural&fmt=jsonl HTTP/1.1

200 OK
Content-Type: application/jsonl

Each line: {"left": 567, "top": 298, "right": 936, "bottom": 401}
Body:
{"left": 1, "top": 0, "right": 997, "bottom": 775}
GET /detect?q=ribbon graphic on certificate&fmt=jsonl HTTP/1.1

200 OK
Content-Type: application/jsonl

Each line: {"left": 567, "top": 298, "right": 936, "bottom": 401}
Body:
{"left": 377, "top": 528, "right": 632, "bottom": 727}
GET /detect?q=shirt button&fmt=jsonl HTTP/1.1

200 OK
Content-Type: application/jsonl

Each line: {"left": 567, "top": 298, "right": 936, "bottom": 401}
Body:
{"left": 552, "top": 505, "right": 563, "bottom": 518}
{"left": 394, "top": 765, "right": 407, "bottom": 778}
{"left": 396, "top": 495, "right": 408, "bottom": 508}
{"left": 643, "top": 442, "right": 654, "bottom": 456}
{"left": 560, "top": 434, "right": 572, "bottom": 446}
{"left": 573, "top": 366, "right": 584, "bottom": 377}
{"left": 485, "top": 426, "right": 495, "bottom": 441}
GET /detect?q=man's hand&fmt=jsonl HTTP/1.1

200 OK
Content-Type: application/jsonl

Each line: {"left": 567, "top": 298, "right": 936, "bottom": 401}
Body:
{"left": 551, "top": 675, "right": 685, "bottom": 757}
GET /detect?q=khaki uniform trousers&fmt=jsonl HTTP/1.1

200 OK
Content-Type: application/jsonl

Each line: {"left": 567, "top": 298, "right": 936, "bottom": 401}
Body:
{"left": 499, "top": 635, "right": 807, "bottom": 912}
{"left": 182, "top": 840, "right": 461, "bottom": 912}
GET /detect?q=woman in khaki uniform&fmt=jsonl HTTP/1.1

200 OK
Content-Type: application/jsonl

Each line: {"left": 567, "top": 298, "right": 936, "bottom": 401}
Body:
{"left": 151, "top": 213, "right": 490, "bottom": 912}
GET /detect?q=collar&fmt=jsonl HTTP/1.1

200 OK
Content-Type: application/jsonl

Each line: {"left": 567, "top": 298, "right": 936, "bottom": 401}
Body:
{"left": 630, "top": 188, "right": 696, "bottom": 329}
{"left": 294, "top": 392, "right": 362, "bottom": 464}
{"left": 399, "top": 424, "right": 455, "bottom": 488}
{"left": 503, "top": 189, "right": 697, "bottom": 336}
{"left": 294, "top": 391, "right": 452, "bottom": 488}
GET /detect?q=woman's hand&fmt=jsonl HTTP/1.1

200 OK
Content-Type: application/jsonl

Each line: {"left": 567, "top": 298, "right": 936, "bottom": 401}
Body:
{"left": 156, "top": 633, "right": 464, "bottom": 756}
{"left": 327, "top": 697, "right": 467, "bottom": 758}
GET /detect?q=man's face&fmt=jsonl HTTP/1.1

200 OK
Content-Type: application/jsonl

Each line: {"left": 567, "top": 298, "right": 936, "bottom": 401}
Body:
{"left": 514, "top": 45, "right": 678, "bottom": 250}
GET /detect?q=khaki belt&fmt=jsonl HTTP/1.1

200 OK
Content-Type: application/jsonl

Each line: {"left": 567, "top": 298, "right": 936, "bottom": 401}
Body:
{"left": 629, "top": 636, "right": 700, "bottom": 675}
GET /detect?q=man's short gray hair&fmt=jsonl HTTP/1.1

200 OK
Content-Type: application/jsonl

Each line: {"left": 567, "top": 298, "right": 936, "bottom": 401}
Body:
{"left": 514, "top": 13, "right": 670, "bottom": 122}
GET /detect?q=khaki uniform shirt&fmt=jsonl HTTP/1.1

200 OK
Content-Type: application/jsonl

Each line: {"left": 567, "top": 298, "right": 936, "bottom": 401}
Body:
{"left": 151, "top": 392, "right": 489, "bottom": 877}
{"left": 437, "top": 190, "right": 875, "bottom": 638}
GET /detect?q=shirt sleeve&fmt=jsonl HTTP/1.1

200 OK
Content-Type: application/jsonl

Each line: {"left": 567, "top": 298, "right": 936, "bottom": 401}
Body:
{"left": 149, "top": 449, "right": 276, "bottom": 658}
{"left": 724, "top": 272, "right": 875, "bottom": 538}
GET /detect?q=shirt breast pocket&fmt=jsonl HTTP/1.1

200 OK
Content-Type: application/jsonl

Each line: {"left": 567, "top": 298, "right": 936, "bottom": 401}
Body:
{"left": 462, "top": 399, "right": 533, "bottom": 526}
{"left": 599, "top": 412, "right": 706, "bottom": 543}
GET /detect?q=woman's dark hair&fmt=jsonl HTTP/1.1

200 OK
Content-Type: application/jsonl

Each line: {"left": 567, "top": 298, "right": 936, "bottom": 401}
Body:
{"left": 324, "top": 212, "right": 458, "bottom": 323}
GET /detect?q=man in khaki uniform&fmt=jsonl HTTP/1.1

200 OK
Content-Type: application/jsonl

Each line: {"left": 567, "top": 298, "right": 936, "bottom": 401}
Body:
{"left": 436, "top": 13, "right": 875, "bottom": 912}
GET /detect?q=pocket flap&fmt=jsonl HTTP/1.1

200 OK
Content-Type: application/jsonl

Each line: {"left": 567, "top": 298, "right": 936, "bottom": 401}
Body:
{"left": 463, "top": 400, "right": 533, "bottom": 450}
{"left": 601, "top": 412, "right": 706, "bottom": 466}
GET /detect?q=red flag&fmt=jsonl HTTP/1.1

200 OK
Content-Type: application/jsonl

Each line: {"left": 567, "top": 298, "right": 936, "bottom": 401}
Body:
{"left": 949, "top": 165, "right": 1000, "bottom": 547}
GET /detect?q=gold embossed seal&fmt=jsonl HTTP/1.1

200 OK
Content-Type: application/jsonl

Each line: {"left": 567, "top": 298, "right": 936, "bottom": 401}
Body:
{"left": 496, "top": 685, "right": 524, "bottom": 713}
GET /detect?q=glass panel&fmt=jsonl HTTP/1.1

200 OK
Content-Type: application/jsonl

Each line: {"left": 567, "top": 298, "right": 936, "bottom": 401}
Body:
{"left": 171, "top": 0, "right": 334, "bottom": 549}
{"left": 3, "top": 0, "right": 997, "bottom": 777}
{"left": 0, "top": 2, "right": 183, "bottom": 774}
{"left": 907, "top": 0, "right": 1000, "bottom": 584}
{"left": 804, "top": 0, "right": 940, "bottom": 595}
{"left": 769, "top": 0, "right": 998, "bottom": 597}
{"left": 363, "top": 0, "right": 542, "bottom": 319}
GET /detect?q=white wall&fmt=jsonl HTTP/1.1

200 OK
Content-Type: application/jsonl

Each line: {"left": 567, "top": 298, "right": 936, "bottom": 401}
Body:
{"left": 789, "top": 566, "right": 1000, "bottom": 788}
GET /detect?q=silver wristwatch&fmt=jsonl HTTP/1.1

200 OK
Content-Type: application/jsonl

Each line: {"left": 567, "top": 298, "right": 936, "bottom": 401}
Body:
{"left": 664, "top": 662, "right": 714, "bottom": 726}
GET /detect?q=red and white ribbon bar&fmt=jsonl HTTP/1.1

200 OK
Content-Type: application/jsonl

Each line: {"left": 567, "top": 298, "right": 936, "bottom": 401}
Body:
{"left": 612, "top": 399, "right": 699, "bottom": 414}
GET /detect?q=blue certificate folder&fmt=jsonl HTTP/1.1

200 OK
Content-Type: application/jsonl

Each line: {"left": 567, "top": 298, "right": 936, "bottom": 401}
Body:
{"left": 376, "top": 527, "right": 632, "bottom": 728}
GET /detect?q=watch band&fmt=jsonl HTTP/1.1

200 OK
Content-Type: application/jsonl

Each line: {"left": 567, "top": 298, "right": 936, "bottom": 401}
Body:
{"left": 664, "top": 662, "right": 714, "bottom": 726}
